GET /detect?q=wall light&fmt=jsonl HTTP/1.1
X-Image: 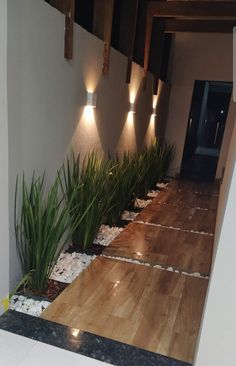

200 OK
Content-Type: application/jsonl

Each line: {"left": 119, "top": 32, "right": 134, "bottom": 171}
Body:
{"left": 87, "top": 92, "right": 97, "bottom": 108}
{"left": 130, "top": 102, "right": 136, "bottom": 114}
{"left": 152, "top": 107, "right": 157, "bottom": 117}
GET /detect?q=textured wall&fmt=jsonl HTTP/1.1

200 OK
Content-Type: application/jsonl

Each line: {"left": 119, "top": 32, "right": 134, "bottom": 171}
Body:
{"left": 7, "top": 0, "right": 169, "bottom": 288}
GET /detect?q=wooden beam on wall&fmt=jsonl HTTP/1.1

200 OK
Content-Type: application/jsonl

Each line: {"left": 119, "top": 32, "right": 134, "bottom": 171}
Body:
{"left": 64, "top": 0, "right": 75, "bottom": 59}
{"left": 165, "top": 19, "right": 236, "bottom": 34}
{"left": 143, "top": 4, "right": 154, "bottom": 86}
{"left": 45, "top": 0, "right": 75, "bottom": 59}
{"left": 117, "top": 0, "right": 139, "bottom": 83}
{"left": 151, "top": 18, "right": 166, "bottom": 95}
{"left": 93, "top": 0, "right": 114, "bottom": 75}
{"left": 148, "top": 1, "right": 236, "bottom": 20}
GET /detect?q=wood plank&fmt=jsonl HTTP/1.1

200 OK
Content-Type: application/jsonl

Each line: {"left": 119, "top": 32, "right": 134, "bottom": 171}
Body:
{"left": 104, "top": 222, "right": 213, "bottom": 275}
{"left": 64, "top": 0, "right": 75, "bottom": 59}
{"left": 42, "top": 257, "right": 208, "bottom": 363}
{"left": 116, "top": 0, "right": 139, "bottom": 83}
{"left": 155, "top": 186, "right": 219, "bottom": 210}
{"left": 45, "top": 0, "right": 75, "bottom": 59}
{"left": 93, "top": 0, "right": 114, "bottom": 75}
{"left": 165, "top": 19, "right": 236, "bottom": 34}
{"left": 148, "top": 1, "right": 236, "bottom": 20}
{"left": 136, "top": 202, "right": 216, "bottom": 234}
{"left": 167, "top": 179, "right": 220, "bottom": 197}
{"left": 143, "top": 5, "right": 154, "bottom": 84}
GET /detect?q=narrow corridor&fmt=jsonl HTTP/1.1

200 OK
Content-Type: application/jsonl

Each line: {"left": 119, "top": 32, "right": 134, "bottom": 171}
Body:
{"left": 42, "top": 180, "right": 219, "bottom": 364}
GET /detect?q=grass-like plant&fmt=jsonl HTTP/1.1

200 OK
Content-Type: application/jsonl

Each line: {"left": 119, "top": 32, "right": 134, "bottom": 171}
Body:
{"left": 14, "top": 174, "right": 78, "bottom": 293}
{"left": 106, "top": 152, "right": 139, "bottom": 225}
{"left": 60, "top": 152, "right": 112, "bottom": 251}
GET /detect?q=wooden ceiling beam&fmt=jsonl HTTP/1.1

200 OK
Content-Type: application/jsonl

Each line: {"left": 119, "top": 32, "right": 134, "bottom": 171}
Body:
{"left": 165, "top": 19, "right": 236, "bottom": 34}
{"left": 148, "top": 1, "right": 236, "bottom": 20}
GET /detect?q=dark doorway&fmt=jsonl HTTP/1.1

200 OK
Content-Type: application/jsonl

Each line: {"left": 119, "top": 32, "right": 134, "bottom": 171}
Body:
{"left": 181, "top": 80, "right": 232, "bottom": 182}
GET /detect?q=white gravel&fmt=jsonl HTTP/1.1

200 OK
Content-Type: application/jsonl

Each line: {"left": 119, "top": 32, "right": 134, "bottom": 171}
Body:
{"left": 102, "top": 255, "right": 209, "bottom": 279}
{"left": 147, "top": 190, "right": 159, "bottom": 198}
{"left": 94, "top": 225, "right": 123, "bottom": 247}
{"left": 50, "top": 252, "right": 96, "bottom": 284}
{"left": 156, "top": 182, "right": 169, "bottom": 189}
{"left": 134, "top": 198, "right": 152, "bottom": 209}
{"left": 9, "top": 295, "right": 50, "bottom": 317}
{"left": 121, "top": 210, "right": 138, "bottom": 221}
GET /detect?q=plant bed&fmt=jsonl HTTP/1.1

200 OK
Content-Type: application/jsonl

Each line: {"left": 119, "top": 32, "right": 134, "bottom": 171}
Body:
{"left": 134, "top": 198, "right": 152, "bottom": 209}
{"left": 121, "top": 210, "right": 139, "bottom": 222}
{"left": 9, "top": 294, "right": 51, "bottom": 317}
{"left": 147, "top": 190, "right": 160, "bottom": 198}
{"left": 94, "top": 224, "right": 124, "bottom": 247}
{"left": 50, "top": 252, "right": 96, "bottom": 284}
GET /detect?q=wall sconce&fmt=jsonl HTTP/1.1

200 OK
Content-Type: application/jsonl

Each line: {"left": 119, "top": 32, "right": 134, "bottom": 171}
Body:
{"left": 130, "top": 102, "right": 136, "bottom": 114}
{"left": 87, "top": 92, "right": 97, "bottom": 108}
{"left": 152, "top": 107, "right": 157, "bottom": 117}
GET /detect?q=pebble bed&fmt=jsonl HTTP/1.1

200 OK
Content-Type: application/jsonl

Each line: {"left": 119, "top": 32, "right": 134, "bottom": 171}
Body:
{"left": 121, "top": 210, "right": 138, "bottom": 221}
{"left": 156, "top": 182, "right": 169, "bottom": 189}
{"left": 50, "top": 252, "right": 96, "bottom": 284}
{"left": 94, "top": 225, "right": 124, "bottom": 246}
{"left": 9, "top": 295, "right": 51, "bottom": 317}
{"left": 147, "top": 190, "right": 159, "bottom": 198}
{"left": 134, "top": 198, "right": 152, "bottom": 209}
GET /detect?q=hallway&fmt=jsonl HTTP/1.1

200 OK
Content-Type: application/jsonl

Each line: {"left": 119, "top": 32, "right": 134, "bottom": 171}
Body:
{"left": 42, "top": 180, "right": 219, "bottom": 364}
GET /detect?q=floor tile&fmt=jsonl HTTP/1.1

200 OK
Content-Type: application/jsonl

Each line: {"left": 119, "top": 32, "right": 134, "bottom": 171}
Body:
{"left": 42, "top": 257, "right": 208, "bottom": 363}
{"left": 18, "top": 341, "right": 112, "bottom": 366}
{"left": 103, "top": 222, "right": 213, "bottom": 275}
{"left": 0, "top": 329, "right": 36, "bottom": 366}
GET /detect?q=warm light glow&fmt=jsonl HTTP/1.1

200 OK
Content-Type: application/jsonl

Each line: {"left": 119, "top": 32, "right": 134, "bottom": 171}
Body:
{"left": 114, "top": 280, "right": 121, "bottom": 289}
{"left": 127, "top": 111, "right": 134, "bottom": 125}
{"left": 84, "top": 105, "right": 95, "bottom": 124}
{"left": 152, "top": 95, "right": 158, "bottom": 109}
{"left": 130, "top": 90, "right": 136, "bottom": 104}
{"left": 71, "top": 328, "right": 80, "bottom": 338}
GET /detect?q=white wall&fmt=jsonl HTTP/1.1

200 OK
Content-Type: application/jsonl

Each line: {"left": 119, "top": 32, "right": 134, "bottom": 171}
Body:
{"left": 165, "top": 33, "right": 234, "bottom": 177}
{"left": 0, "top": 0, "right": 9, "bottom": 312}
{"left": 194, "top": 116, "right": 236, "bottom": 366}
{"left": 7, "top": 0, "right": 168, "bottom": 287}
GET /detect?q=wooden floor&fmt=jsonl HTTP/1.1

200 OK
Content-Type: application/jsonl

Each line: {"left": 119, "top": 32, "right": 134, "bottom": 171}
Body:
{"left": 42, "top": 180, "right": 219, "bottom": 364}
{"left": 104, "top": 222, "right": 213, "bottom": 276}
{"left": 42, "top": 257, "right": 208, "bottom": 363}
{"left": 136, "top": 202, "right": 216, "bottom": 234}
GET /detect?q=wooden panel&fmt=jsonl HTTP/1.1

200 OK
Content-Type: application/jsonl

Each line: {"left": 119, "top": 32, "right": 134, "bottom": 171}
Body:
{"left": 104, "top": 222, "right": 213, "bottom": 275}
{"left": 93, "top": 0, "right": 114, "bottom": 75}
{"left": 165, "top": 19, "right": 236, "bottom": 34}
{"left": 45, "top": 0, "right": 75, "bottom": 59}
{"left": 143, "top": 5, "right": 154, "bottom": 84}
{"left": 64, "top": 0, "right": 75, "bottom": 59}
{"left": 118, "top": 0, "right": 139, "bottom": 83}
{"left": 136, "top": 202, "right": 216, "bottom": 234}
{"left": 148, "top": 1, "right": 236, "bottom": 20}
{"left": 155, "top": 186, "right": 219, "bottom": 210}
{"left": 42, "top": 257, "right": 208, "bottom": 363}
{"left": 167, "top": 179, "right": 220, "bottom": 197}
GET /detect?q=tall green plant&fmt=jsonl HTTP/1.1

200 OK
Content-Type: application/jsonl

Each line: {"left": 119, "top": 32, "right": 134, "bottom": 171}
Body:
{"left": 106, "top": 152, "right": 139, "bottom": 225}
{"left": 14, "top": 174, "right": 78, "bottom": 293}
{"left": 60, "top": 152, "right": 112, "bottom": 251}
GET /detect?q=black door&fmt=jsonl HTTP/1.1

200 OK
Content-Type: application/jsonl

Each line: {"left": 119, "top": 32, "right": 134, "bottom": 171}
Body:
{"left": 181, "top": 80, "right": 232, "bottom": 182}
